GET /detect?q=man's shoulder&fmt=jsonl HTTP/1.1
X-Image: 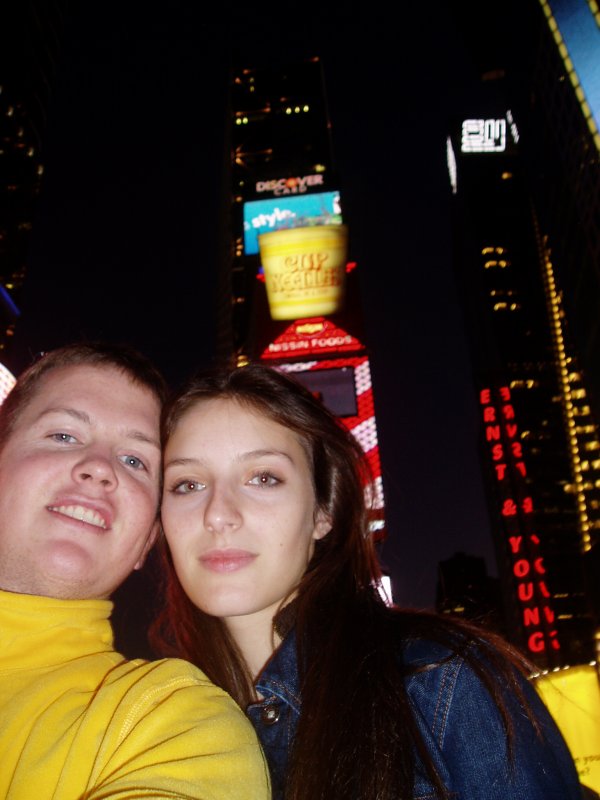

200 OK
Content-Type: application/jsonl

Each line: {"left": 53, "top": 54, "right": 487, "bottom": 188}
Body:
{"left": 96, "top": 655, "right": 266, "bottom": 765}
{"left": 103, "top": 654, "right": 244, "bottom": 711}
{"left": 109, "top": 654, "right": 219, "bottom": 684}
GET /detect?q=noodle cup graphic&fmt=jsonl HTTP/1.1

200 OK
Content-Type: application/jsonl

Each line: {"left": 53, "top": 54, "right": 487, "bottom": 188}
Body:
{"left": 258, "top": 225, "right": 348, "bottom": 320}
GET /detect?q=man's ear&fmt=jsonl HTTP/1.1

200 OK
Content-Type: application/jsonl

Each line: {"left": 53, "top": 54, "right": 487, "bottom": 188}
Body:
{"left": 312, "top": 509, "right": 332, "bottom": 541}
{"left": 133, "top": 520, "right": 160, "bottom": 571}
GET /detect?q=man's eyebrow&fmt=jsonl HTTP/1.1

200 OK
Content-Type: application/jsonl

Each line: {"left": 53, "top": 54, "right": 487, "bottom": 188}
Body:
{"left": 36, "top": 407, "right": 161, "bottom": 450}
{"left": 128, "top": 430, "right": 161, "bottom": 450}
{"left": 37, "top": 407, "right": 91, "bottom": 425}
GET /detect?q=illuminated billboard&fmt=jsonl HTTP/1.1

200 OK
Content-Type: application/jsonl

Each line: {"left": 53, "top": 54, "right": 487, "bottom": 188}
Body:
{"left": 461, "top": 110, "right": 520, "bottom": 154}
{"left": 0, "top": 362, "right": 16, "bottom": 404}
{"left": 258, "top": 225, "right": 348, "bottom": 320}
{"left": 541, "top": 0, "right": 600, "bottom": 140}
{"left": 273, "top": 356, "right": 386, "bottom": 541}
{"left": 479, "top": 384, "right": 561, "bottom": 658}
{"left": 260, "top": 317, "right": 362, "bottom": 360}
{"left": 243, "top": 190, "right": 342, "bottom": 256}
{"left": 534, "top": 664, "right": 600, "bottom": 795}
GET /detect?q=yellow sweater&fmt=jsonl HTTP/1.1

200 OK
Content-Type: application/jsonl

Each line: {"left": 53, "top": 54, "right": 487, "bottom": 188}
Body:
{"left": 0, "top": 589, "right": 270, "bottom": 800}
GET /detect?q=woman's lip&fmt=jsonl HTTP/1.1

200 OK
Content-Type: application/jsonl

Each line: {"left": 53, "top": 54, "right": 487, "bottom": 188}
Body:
{"left": 199, "top": 550, "right": 257, "bottom": 573}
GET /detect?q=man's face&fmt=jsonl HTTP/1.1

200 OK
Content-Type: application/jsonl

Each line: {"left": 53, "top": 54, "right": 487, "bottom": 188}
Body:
{"left": 0, "top": 364, "right": 161, "bottom": 599}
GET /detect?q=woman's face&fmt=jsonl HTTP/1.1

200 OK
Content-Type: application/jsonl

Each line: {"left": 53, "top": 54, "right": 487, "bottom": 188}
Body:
{"left": 161, "top": 397, "right": 331, "bottom": 633}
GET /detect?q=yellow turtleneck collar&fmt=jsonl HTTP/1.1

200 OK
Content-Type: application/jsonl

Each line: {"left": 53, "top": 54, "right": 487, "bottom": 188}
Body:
{"left": 0, "top": 588, "right": 115, "bottom": 671}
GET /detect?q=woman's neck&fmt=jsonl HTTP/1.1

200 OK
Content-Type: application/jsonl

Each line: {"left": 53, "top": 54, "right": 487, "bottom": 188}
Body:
{"left": 225, "top": 610, "right": 282, "bottom": 681}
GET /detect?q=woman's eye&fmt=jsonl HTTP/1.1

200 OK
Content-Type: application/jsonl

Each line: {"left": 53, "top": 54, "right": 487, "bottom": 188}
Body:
{"left": 248, "top": 471, "right": 280, "bottom": 487}
{"left": 173, "top": 480, "right": 204, "bottom": 494}
{"left": 120, "top": 454, "right": 146, "bottom": 471}
{"left": 50, "top": 433, "right": 77, "bottom": 444}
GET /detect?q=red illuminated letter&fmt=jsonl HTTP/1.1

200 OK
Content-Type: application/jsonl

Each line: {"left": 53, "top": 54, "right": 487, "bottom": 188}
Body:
{"left": 505, "top": 424, "right": 518, "bottom": 439}
{"left": 518, "top": 582, "right": 534, "bottom": 601}
{"left": 534, "top": 557, "right": 546, "bottom": 575}
{"left": 502, "top": 499, "right": 517, "bottom": 516}
{"left": 513, "top": 559, "right": 530, "bottom": 578}
{"left": 500, "top": 386, "right": 511, "bottom": 401}
{"left": 480, "top": 389, "right": 491, "bottom": 405}
{"left": 511, "top": 442, "right": 523, "bottom": 458}
{"left": 495, "top": 464, "right": 507, "bottom": 480}
{"left": 523, "top": 607, "right": 540, "bottom": 626}
{"left": 528, "top": 632, "right": 545, "bottom": 653}
{"left": 492, "top": 444, "right": 504, "bottom": 461}
{"left": 502, "top": 404, "right": 515, "bottom": 420}
{"left": 486, "top": 426, "right": 501, "bottom": 441}
{"left": 508, "top": 536, "right": 522, "bottom": 554}
{"left": 483, "top": 407, "right": 496, "bottom": 422}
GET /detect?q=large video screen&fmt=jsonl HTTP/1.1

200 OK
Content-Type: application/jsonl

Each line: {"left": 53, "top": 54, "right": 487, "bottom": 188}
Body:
{"left": 243, "top": 191, "right": 342, "bottom": 255}
{"left": 548, "top": 0, "right": 599, "bottom": 133}
{"left": 288, "top": 365, "right": 357, "bottom": 418}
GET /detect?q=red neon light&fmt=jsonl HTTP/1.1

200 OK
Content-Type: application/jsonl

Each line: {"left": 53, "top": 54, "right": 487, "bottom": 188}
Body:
{"left": 522, "top": 497, "right": 533, "bottom": 514}
{"left": 502, "top": 499, "right": 518, "bottom": 516}
{"left": 480, "top": 383, "right": 562, "bottom": 656}
{"left": 502, "top": 404, "right": 515, "bottom": 419}
{"left": 486, "top": 425, "right": 501, "bottom": 441}
{"left": 494, "top": 463, "right": 507, "bottom": 480}
{"left": 518, "top": 582, "right": 534, "bottom": 601}
{"left": 513, "top": 559, "right": 530, "bottom": 578}
{"left": 483, "top": 407, "right": 496, "bottom": 422}
{"left": 511, "top": 442, "right": 523, "bottom": 458}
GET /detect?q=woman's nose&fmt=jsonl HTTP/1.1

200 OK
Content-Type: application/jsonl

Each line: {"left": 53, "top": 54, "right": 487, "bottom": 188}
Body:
{"left": 204, "top": 487, "right": 242, "bottom": 534}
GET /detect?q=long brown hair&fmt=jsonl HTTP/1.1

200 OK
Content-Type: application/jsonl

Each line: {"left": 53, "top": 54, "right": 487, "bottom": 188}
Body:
{"left": 150, "top": 362, "right": 537, "bottom": 800}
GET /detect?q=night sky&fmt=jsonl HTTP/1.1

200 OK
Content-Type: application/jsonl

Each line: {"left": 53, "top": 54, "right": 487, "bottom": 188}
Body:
{"left": 6, "top": 3, "right": 502, "bottom": 616}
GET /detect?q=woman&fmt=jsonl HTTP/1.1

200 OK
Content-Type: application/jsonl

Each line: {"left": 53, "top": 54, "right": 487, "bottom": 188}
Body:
{"left": 151, "top": 362, "right": 583, "bottom": 800}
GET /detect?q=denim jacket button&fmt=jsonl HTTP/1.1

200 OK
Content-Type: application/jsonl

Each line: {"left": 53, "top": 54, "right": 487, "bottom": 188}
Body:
{"left": 261, "top": 704, "right": 280, "bottom": 725}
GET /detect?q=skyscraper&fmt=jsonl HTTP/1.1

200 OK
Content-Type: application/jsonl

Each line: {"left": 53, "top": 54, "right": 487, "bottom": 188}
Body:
{"left": 227, "top": 57, "right": 388, "bottom": 556}
{"left": 446, "top": 0, "right": 600, "bottom": 669}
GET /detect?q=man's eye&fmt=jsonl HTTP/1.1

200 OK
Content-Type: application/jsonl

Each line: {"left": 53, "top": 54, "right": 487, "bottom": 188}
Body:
{"left": 173, "top": 480, "right": 204, "bottom": 494}
{"left": 120, "top": 454, "right": 146, "bottom": 471}
{"left": 50, "top": 433, "right": 77, "bottom": 444}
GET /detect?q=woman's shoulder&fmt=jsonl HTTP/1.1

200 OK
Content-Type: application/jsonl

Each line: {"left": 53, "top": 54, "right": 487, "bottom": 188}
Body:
{"left": 387, "top": 614, "right": 584, "bottom": 799}
{"left": 385, "top": 607, "right": 520, "bottom": 671}
{"left": 385, "top": 610, "right": 535, "bottom": 718}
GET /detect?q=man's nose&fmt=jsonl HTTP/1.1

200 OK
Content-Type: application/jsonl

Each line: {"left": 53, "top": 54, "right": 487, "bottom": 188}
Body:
{"left": 73, "top": 452, "right": 118, "bottom": 490}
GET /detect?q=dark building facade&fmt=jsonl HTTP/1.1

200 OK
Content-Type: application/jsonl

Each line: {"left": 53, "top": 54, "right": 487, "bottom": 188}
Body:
{"left": 0, "top": 1, "right": 71, "bottom": 376}
{"left": 436, "top": 551, "right": 505, "bottom": 635}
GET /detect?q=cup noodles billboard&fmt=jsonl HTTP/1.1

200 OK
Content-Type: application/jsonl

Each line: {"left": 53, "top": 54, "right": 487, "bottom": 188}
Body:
{"left": 258, "top": 225, "right": 348, "bottom": 320}
{"left": 243, "top": 190, "right": 342, "bottom": 256}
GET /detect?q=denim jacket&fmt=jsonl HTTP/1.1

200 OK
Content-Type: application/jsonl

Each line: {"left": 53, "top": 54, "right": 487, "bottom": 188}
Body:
{"left": 247, "top": 629, "right": 583, "bottom": 800}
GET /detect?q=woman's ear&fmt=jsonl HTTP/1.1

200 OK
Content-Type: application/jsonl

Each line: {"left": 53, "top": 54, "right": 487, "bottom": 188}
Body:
{"left": 312, "top": 509, "right": 332, "bottom": 541}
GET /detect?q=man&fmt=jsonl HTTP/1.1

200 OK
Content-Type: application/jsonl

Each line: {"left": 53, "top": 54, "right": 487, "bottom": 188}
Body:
{"left": 0, "top": 342, "right": 270, "bottom": 800}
